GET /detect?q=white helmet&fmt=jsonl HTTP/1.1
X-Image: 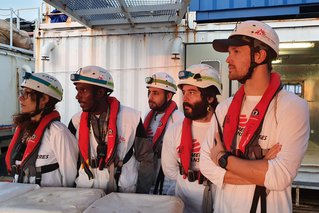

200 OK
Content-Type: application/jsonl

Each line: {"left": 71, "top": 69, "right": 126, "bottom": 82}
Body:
{"left": 70, "top": 66, "right": 114, "bottom": 91}
{"left": 145, "top": 72, "right": 177, "bottom": 94}
{"left": 178, "top": 64, "right": 221, "bottom": 93}
{"left": 213, "top": 20, "right": 279, "bottom": 57}
{"left": 21, "top": 72, "right": 63, "bottom": 101}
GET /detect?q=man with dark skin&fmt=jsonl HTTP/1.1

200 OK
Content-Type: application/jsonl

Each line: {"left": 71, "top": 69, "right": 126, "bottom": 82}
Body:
{"left": 68, "top": 65, "right": 154, "bottom": 193}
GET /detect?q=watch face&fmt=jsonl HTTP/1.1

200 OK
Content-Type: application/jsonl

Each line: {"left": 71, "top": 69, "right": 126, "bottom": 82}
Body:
{"left": 218, "top": 157, "right": 227, "bottom": 168}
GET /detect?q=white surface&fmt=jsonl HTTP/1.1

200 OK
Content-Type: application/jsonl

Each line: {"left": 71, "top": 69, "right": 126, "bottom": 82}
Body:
{"left": 84, "top": 192, "right": 184, "bottom": 213}
{"left": 0, "top": 187, "right": 105, "bottom": 213}
{"left": 0, "top": 182, "right": 39, "bottom": 203}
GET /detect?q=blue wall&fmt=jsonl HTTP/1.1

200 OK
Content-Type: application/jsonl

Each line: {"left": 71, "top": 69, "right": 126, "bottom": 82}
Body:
{"left": 190, "top": 0, "right": 319, "bottom": 22}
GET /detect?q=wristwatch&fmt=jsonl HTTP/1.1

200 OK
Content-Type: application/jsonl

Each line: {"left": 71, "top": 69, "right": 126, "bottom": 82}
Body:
{"left": 218, "top": 152, "right": 231, "bottom": 169}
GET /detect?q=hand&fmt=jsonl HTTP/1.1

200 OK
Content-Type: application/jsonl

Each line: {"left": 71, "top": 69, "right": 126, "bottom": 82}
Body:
{"left": 264, "top": 143, "right": 282, "bottom": 160}
{"left": 210, "top": 131, "right": 226, "bottom": 165}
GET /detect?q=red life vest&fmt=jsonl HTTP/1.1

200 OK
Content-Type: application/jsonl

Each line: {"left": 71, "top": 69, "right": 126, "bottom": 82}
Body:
{"left": 5, "top": 111, "right": 60, "bottom": 173}
{"left": 79, "top": 96, "right": 119, "bottom": 170}
{"left": 143, "top": 101, "right": 177, "bottom": 147}
{"left": 178, "top": 118, "right": 193, "bottom": 177}
{"left": 223, "top": 73, "right": 281, "bottom": 155}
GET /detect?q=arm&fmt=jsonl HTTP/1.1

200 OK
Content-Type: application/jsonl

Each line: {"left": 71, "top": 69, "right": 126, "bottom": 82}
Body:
{"left": 51, "top": 123, "right": 79, "bottom": 187}
{"left": 264, "top": 97, "right": 309, "bottom": 190}
{"left": 134, "top": 119, "right": 155, "bottom": 194}
{"left": 211, "top": 131, "right": 281, "bottom": 186}
{"left": 161, "top": 124, "right": 180, "bottom": 180}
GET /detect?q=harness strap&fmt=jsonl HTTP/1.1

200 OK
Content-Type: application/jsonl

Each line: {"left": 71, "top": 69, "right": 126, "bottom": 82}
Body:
{"left": 153, "top": 166, "right": 165, "bottom": 195}
{"left": 35, "top": 162, "right": 59, "bottom": 185}
{"left": 250, "top": 185, "right": 267, "bottom": 213}
{"left": 114, "top": 144, "right": 134, "bottom": 191}
{"left": 202, "top": 179, "right": 214, "bottom": 213}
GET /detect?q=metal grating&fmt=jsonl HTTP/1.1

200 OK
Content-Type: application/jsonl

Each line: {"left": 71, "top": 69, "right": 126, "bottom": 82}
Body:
{"left": 43, "top": 0, "right": 190, "bottom": 28}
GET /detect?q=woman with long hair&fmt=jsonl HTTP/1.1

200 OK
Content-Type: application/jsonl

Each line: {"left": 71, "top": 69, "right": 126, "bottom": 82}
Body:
{"left": 5, "top": 72, "right": 78, "bottom": 187}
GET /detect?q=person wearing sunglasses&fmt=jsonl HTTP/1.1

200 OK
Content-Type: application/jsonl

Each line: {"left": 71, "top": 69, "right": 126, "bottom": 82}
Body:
{"left": 68, "top": 65, "right": 154, "bottom": 194}
{"left": 144, "top": 72, "right": 184, "bottom": 195}
{"left": 5, "top": 72, "right": 78, "bottom": 187}
{"left": 161, "top": 64, "right": 222, "bottom": 213}
{"left": 200, "top": 20, "right": 310, "bottom": 213}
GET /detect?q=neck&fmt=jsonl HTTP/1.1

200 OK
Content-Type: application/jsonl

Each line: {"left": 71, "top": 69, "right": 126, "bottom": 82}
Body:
{"left": 31, "top": 113, "right": 42, "bottom": 122}
{"left": 194, "top": 111, "right": 213, "bottom": 123}
{"left": 244, "top": 65, "right": 270, "bottom": 96}
{"left": 91, "top": 97, "right": 109, "bottom": 115}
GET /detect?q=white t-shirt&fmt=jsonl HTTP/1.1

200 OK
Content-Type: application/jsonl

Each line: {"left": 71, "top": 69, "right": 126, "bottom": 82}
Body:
{"left": 200, "top": 89, "right": 310, "bottom": 213}
{"left": 162, "top": 119, "right": 212, "bottom": 213}
{"left": 14, "top": 121, "right": 78, "bottom": 187}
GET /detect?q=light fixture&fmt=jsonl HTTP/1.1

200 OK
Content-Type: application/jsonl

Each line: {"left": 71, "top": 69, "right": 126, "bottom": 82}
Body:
{"left": 171, "top": 37, "right": 182, "bottom": 60}
{"left": 272, "top": 58, "right": 282, "bottom": 64}
{"left": 279, "top": 42, "right": 315, "bottom": 49}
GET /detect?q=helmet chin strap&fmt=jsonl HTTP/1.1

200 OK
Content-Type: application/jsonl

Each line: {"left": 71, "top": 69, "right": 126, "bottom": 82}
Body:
{"left": 29, "top": 94, "right": 44, "bottom": 118}
{"left": 238, "top": 39, "right": 267, "bottom": 84}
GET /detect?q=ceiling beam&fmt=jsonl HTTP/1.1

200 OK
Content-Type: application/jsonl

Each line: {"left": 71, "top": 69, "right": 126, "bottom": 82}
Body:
{"left": 117, "top": 0, "right": 134, "bottom": 27}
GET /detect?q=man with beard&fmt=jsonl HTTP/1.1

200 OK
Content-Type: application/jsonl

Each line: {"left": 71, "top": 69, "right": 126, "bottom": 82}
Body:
{"left": 6, "top": 72, "right": 78, "bottom": 187}
{"left": 144, "top": 72, "right": 184, "bottom": 195}
{"left": 68, "top": 65, "right": 154, "bottom": 194}
{"left": 161, "top": 64, "right": 221, "bottom": 213}
{"left": 200, "top": 20, "right": 309, "bottom": 213}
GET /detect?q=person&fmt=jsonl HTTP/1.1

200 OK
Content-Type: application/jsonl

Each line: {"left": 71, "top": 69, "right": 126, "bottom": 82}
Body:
{"left": 68, "top": 65, "right": 154, "bottom": 193}
{"left": 161, "top": 64, "right": 222, "bottom": 213}
{"left": 200, "top": 20, "right": 310, "bottom": 213}
{"left": 5, "top": 72, "right": 78, "bottom": 187}
{"left": 144, "top": 72, "right": 184, "bottom": 195}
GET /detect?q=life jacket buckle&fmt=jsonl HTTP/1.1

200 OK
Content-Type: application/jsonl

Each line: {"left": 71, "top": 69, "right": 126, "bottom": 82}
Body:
{"left": 187, "top": 170, "right": 196, "bottom": 182}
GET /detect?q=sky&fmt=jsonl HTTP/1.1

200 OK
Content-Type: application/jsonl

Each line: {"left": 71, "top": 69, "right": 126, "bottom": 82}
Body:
{"left": 0, "top": 0, "right": 43, "bottom": 21}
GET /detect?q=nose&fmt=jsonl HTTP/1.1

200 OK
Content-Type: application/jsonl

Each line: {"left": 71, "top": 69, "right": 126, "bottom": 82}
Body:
{"left": 183, "top": 93, "right": 190, "bottom": 102}
{"left": 226, "top": 54, "right": 232, "bottom": 63}
{"left": 75, "top": 92, "right": 80, "bottom": 100}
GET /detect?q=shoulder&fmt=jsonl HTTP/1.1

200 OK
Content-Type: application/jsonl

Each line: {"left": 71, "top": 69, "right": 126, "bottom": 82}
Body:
{"left": 119, "top": 104, "right": 141, "bottom": 118}
{"left": 172, "top": 110, "right": 184, "bottom": 121}
{"left": 215, "top": 96, "right": 233, "bottom": 120}
{"left": 277, "top": 90, "right": 308, "bottom": 112}
{"left": 70, "top": 111, "right": 82, "bottom": 129}
{"left": 165, "top": 119, "right": 183, "bottom": 139}
{"left": 46, "top": 121, "right": 74, "bottom": 137}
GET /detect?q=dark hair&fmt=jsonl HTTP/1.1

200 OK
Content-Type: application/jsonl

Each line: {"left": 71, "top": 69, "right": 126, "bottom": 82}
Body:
{"left": 13, "top": 91, "right": 58, "bottom": 137}
{"left": 253, "top": 41, "right": 277, "bottom": 72}
{"left": 199, "top": 85, "right": 220, "bottom": 111}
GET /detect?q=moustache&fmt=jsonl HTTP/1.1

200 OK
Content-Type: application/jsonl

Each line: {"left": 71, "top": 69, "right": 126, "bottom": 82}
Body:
{"left": 183, "top": 102, "right": 193, "bottom": 108}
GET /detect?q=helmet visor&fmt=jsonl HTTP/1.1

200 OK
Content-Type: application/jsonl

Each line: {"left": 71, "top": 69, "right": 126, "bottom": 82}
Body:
{"left": 213, "top": 36, "right": 250, "bottom": 52}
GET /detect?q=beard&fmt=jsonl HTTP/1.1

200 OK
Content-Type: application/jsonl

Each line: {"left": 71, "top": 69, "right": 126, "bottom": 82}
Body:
{"left": 183, "top": 100, "right": 208, "bottom": 120}
{"left": 149, "top": 99, "right": 169, "bottom": 113}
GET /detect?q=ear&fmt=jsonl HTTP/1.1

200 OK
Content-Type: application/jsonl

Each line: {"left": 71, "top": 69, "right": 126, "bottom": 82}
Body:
{"left": 255, "top": 49, "right": 267, "bottom": 63}
{"left": 97, "top": 88, "right": 107, "bottom": 98}
{"left": 39, "top": 94, "right": 50, "bottom": 108}
{"left": 166, "top": 92, "right": 173, "bottom": 101}
{"left": 207, "top": 96, "right": 214, "bottom": 104}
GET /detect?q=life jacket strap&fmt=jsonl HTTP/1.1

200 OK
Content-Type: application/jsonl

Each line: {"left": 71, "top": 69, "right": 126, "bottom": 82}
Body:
{"left": 35, "top": 162, "right": 59, "bottom": 185}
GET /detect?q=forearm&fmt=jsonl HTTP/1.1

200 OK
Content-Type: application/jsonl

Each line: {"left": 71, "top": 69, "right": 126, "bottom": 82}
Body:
{"left": 226, "top": 156, "right": 268, "bottom": 186}
{"left": 224, "top": 171, "right": 252, "bottom": 185}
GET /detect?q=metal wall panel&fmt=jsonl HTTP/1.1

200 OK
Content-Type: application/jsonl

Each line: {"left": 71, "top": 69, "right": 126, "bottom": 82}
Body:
{"left": 36, "top": 27, "right": 184, "bottom": 124}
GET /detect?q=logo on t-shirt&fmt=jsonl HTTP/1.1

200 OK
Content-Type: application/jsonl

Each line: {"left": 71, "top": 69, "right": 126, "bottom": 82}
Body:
{"left": 191, "top": 139, "right": 200, "bottom": 163}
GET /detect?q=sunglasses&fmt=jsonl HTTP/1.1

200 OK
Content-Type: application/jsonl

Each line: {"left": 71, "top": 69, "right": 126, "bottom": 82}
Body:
{"left": 19, "top": 89, "right": 36, "bottom": 99}
{"left": 178, "top": 70, "right": 202, "bottom": 81}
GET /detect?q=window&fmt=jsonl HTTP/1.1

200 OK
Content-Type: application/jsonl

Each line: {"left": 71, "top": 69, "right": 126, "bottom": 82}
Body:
{"left": 283, "top": 82, "right": 303, "bottom": 97}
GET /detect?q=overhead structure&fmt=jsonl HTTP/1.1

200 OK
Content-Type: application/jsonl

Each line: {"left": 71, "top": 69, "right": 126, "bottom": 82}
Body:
{"left": 43, "top": 0, "right": 190, "bottom": 28}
